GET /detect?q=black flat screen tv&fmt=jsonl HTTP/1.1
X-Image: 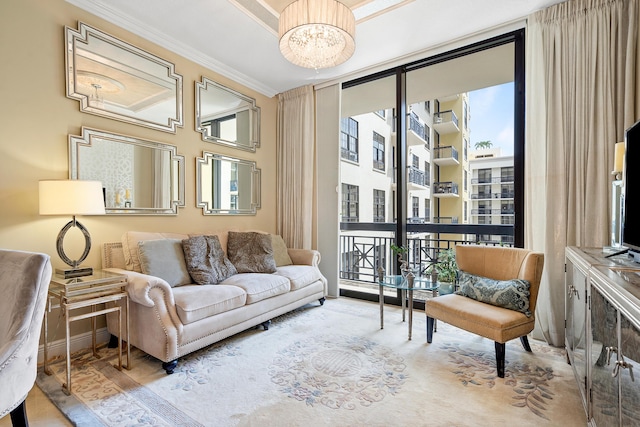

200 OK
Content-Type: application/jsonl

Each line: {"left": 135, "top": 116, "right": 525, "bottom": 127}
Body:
{"left": 622, "top": 119, "right": 640, "bottom": 261}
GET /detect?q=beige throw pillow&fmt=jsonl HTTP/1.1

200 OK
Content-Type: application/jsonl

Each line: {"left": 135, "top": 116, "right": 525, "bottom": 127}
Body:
{"left": 138, "top": 239, "right": 192, "bottom": 287}
{"left": 271, "top": 234, "right": 293, "bottom": 267}
{"left": 182, "top": 235, "right": 237, "bottom": 285}
{"left": 227, "top": 231, "right": 277, "bottom": 273}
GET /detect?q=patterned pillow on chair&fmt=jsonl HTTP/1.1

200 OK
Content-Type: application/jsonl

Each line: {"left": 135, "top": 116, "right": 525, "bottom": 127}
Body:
{"left": 455, "top": 270, "right": 531, "bottom": 317}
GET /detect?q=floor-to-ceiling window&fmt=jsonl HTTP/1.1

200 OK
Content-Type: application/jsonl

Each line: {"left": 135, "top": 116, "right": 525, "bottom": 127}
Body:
{"left": 339, "top": 30, "right": 525, "bottom": 305}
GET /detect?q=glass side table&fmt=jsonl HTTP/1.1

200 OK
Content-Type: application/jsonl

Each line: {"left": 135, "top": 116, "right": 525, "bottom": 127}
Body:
{"left": 378, "top": 274, "right": 439, "bottom": 340}
{"left": 43, "top": 270, "right": 130, "bottom": 395}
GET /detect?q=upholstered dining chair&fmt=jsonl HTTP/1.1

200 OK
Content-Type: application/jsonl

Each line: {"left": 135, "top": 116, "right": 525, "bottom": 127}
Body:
{"left": 425, "top": 245, "right": 544, "bottom": 378}
{"left": 0, "top": 249, "right": 52, "bottom": 427}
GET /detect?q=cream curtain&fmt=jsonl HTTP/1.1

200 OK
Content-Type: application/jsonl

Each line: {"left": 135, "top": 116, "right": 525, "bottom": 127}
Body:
{"left": 277, "top": 85, "right": 315, "bottom": 249}
{"left": 525, "top": 0, "right": 639, "bottom": 346}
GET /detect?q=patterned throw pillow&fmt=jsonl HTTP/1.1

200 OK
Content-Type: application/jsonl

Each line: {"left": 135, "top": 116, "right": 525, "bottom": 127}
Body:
{"left": 455, "top": 270, "right": 532, "bottom": 317}
{"left": 227, "top": 231, "right": 277, "bottom": 273}
{"left": 182, "top": 235, "right": 237, "bottom": 285}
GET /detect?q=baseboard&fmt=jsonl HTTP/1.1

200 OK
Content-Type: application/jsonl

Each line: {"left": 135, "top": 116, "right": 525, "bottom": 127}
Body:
{"left": 38, "top": 327, "right": 111, "bottom": 365}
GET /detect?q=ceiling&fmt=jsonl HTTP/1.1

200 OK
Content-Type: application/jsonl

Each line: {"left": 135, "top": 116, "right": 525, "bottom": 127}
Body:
{"left": 66, "top": 0, "right": 566, "bottom": 98}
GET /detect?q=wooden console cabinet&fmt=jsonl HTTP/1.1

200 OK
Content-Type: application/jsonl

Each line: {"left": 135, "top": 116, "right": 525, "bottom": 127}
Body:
{"left": 565, "top": 247, "right": 640, "bottom": 426}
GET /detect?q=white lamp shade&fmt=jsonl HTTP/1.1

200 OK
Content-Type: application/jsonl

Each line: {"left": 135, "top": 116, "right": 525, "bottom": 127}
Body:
{"left": 39, "top": 180, "right": 106, "bottom": 215}
{"left": 279, "top": 0, "right": 356, "bottom": 69}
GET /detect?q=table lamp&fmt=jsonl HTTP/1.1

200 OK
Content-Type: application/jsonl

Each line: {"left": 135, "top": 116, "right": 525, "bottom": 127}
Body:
{"left": 39, "top": 180, "right": 105, "bottom": 278}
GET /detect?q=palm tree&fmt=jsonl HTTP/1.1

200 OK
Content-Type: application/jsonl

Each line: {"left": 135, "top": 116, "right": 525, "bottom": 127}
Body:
{"left": 474, "top": 140, "right": 493, "bottom": 149}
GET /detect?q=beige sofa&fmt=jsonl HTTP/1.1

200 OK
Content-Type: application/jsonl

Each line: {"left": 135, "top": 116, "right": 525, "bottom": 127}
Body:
{"left": 101, "top": 231, "right": 327, "bottom": 374}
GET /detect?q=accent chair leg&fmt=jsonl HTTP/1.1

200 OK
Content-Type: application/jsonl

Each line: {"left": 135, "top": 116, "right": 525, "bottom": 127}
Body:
{"left": 495, "top": 342, "right": 506, "bottom": 378}
{"left": 520, "top": 336, "right": 532, "bottom": 352}
{"left": 318, "top": 297, "right": 326, "bottom": 306}
{"left": 261, "top": 320, "right": 271, "bottom": 330}
{"left": 10, "top": 399, "right": 28, "bottom": 427}
{"left": 162, "top": 360, "right": 178, "bottom": 375}
{"left": 426, "top": 316, "right": 435, "bottom": 343}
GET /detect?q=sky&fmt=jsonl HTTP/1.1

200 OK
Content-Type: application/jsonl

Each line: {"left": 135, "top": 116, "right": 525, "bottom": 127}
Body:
{"left": 468, "top": 82, "right": 514, "bottom": 156}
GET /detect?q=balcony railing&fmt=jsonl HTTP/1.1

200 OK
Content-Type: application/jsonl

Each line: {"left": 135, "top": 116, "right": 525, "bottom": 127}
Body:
{"left": 433, "top": 181, "right": 459, "bottom": 195}
{"left": 471, "top": 208, "right": 515, "bottom": 215}
{"left": 433, "top": 110, "right": 459, "bottom": 127}
{"left": 409, "top": 113, "right": 430, "bottom": 148}
{"left": 339, "top": 222, "right": 514, "bottom": 283}
{"left": 408, "top": 167, "right": 426, "bottom": 186}
{"left": 433, "top": 146, "right": 459, "bottom": 161}
{"left": 470, "top": 192, "right": 515, "bottom": 199}
{"left": 433, "top": 216, "right": 458, "bottom": 224}
{"left": 471, "top": 176, "right": 515, "bottom": 184}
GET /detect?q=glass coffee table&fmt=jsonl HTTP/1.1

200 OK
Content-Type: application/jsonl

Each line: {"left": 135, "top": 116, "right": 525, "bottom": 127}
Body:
{"left": 378, "top": 275, "right": 439, "bottom": 340}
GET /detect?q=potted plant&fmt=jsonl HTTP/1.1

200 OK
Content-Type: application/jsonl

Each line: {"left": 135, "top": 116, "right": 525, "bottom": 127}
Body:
{"left": 427, "top": 248, "right": 458, "bottom": 284}
{"left": 390, "top": 244, "right": 410, "bottom": 276}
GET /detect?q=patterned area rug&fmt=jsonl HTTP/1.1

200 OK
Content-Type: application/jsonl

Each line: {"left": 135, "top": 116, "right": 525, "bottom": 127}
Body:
{"left": 37, "top": 298, "right": 586, "bottom": 426}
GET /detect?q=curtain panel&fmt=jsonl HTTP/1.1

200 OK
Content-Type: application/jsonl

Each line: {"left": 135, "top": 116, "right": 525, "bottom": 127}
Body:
{"left": 276, "top": 85, "right": 315, "bottom": 249}
{"left": 525, "top": 0, "right": 639, "bottom": 346}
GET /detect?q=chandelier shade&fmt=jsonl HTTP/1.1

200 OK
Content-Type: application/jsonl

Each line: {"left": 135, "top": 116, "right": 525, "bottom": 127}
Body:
{"left": 279, "top": 0, "right": 356, "bottom": 69}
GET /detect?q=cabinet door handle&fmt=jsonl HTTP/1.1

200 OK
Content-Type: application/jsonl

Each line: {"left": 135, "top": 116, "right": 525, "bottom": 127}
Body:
{"left": 606, "top": 346, "right": 618, "bottom": 366}
{"left": 613, "top": 357, "right": 635, "bottom": 382}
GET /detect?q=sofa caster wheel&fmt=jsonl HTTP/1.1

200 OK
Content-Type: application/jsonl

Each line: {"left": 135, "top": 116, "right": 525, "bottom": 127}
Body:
{"left": 261, "top": 320, "right": 271, "bottom": 330}
{"left": 162, "top": 360, "right": 178, "bottom": 375}
{"left": 319, "top": 297, "right": 325, "bottom": 306}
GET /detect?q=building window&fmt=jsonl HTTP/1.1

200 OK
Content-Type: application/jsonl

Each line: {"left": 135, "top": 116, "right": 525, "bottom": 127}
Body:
{"left": 502, "top": 216, "right": 515, "bottom": 225}
{"left": 373, "top": 132, "right": 385, "bottom": 171}
{"left": 501, "top": 200, "right": 514, "bottom": 215}
{"left": 424, "top": 161, "right": 431, "bottom": 186}
{"left": 464, "top": 201, "right": 468, "bottom": 222}
{"left": 478, "top": 168, "right": 492, "bottom": 184}
{"left": 463, "top": 100, "right": 468, "bottom": 130}
{"left": 425, "top": 100, "right": 430, "bottom": 113}
{"left": 412, "top": 154, "right": 419, "bottom": 168}
{"left": 341, "top": 184, "right": 359, "bottom": 222}
{"left": 464, "top": 138, "right": 468, "bottom": 161}
{"left": 375, "top": 110, "right": 386, "bottom": 119}
{"left": 464, "top": 170, "right": 468, "bottom": 192}
{"left": 425, "top": 199, "right": 431, "bottom": 222}
{"left": 373, "top": 189, "right": 385, "bottom": 222}
{"left": 478, "top": 216, "right": 492, "bottom": 225}
{"left": 501, "top": 166, "right": 514, "bottom": 182}
{"left": 340, "top": 117, "right": 359, "bottom": 162}
{"left": 412, "top": 196, "right": 419, "bottom": 219}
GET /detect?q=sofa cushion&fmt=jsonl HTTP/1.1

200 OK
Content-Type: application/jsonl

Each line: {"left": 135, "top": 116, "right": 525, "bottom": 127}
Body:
{"left": 137, "top": 239, "right": 192, "bottom": 287}
{"left": 182, "top": 235, "right": 237, "bottom": 285}
{"left": 122, "top": 231, "right": 189, "bottom": 272}
{"left": 271, "top": 234, "right": 293, "bottom": 267}
{"left": 219, "top": 273, "right": 290, "bottom": 304}
{"left": 227, "top": 231, "right": 277, "bottom": 273}
{"left": 172, "top": 284, "right": 247, "bottom": 325}
{"left": 456, "top": 270, "right": 532, "bottom": 317}
{"left": 275, "top": 265, "right": 322, "bottom": 291}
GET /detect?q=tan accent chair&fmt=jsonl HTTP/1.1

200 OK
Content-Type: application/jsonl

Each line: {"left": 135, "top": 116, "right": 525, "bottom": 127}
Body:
{"left": 0, "top": 250, "right": 52, "bottom": 426}
{"left": 425, "top": 245, "right": 544, "bottom": 378}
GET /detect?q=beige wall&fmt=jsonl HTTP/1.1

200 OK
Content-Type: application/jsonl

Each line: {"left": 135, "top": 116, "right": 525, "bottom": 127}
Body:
{"left": 0, "top": 0, "right": 279, "bottom": 340}
{"left": 0, "top": 0, "right": 278, "bottom": 273}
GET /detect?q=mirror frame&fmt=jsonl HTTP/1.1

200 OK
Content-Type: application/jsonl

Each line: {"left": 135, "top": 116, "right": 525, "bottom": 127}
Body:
{"left": 65, "top": 22, "right": 184, "bottom": 133}
{"left": 195, "top": 77, "right": 260, "bottom": 152}
{"left": 196, "top": 152, "right": 261, "bottom": 215}
{"left": 69, "top": 127, "right": 185, "bottom": 215}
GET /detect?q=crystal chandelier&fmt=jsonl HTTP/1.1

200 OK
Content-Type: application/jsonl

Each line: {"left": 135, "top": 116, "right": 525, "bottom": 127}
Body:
{"left": 279, "top": 0, "right": 356, "bottom": 69}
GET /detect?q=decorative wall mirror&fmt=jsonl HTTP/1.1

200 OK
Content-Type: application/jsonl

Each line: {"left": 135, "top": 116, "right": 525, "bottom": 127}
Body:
{"left": 196, "top": 77, "right": 260, "bottom": 152}
{"left": 69, "top": 127, "right": 185, "bottom": 215}
{"left": 196, "top": 152, "right": 261, "bottom": 215}
{"left": 65, "top": 22, "right": 184, "bottom": 133}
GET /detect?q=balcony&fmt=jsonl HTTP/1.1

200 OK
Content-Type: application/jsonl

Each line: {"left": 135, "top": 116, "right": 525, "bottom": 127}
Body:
{"left": 433, "top": 146, "right": 459, "bottom": 166}
{"left": 433, "top": 110, "right": 459, "bottom": 134}
{"left": 408, "top": 113, "right": 430, "bottom": 148}
{"left": 433, "top": 216, "right": 458, "bottom": 224}
{"left": 408, "top": 166, "right": 428, "bottom": 189}
{"left": 433, "top": 181, "right": 459, "bottom": 198}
